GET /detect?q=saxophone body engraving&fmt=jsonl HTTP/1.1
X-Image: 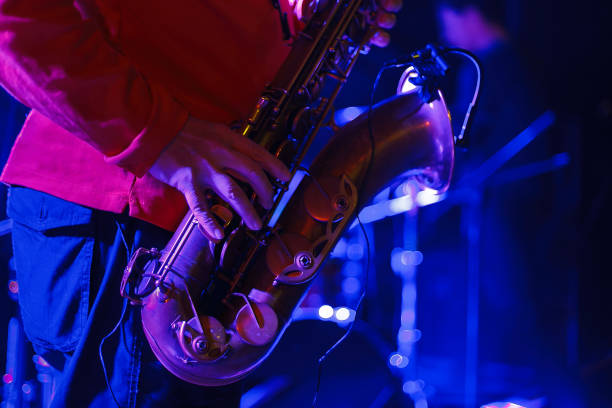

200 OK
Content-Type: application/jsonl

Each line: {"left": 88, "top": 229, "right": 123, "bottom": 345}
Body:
{"left": 121, "top": 0, "right": 454, "bottom": 386}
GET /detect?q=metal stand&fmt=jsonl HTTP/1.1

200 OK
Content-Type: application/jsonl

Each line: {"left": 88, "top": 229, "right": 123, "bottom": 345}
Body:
{"left": 1, "top": 220, "right": 58, "bottom": 408}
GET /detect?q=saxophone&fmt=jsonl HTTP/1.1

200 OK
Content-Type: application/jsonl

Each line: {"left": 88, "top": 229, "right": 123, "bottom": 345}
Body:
{"left": 120, "top": 0, "right": 454, "bottom": 386}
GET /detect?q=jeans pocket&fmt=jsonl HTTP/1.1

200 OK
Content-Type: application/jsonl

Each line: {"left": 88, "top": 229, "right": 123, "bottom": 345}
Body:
{"left": 7, "top": 187, "right": 94, "bottom": 353}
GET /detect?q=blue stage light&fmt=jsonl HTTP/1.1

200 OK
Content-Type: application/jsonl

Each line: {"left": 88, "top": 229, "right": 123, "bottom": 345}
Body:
{"left": 317, "top": 305, "right": 334, "bottom": 319}
{"left": 335, "top": 307, "right": 350, "bottom": 321}
{"left": 342, "top": 277, "right": 361, "bottom": 295}
{"left": 389, "top": 352, "right": 409, "bottom": 368}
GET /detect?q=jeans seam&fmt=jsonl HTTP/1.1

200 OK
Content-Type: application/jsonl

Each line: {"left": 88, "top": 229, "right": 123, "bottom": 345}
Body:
{"left": 76, "top": 237, "right": 93, "bottom": 347}
{"left": 128, "top": 318, "right": 142, "bottom": 408}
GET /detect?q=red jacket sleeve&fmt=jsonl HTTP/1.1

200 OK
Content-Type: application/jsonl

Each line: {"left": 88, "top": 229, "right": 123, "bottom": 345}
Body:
{"left": 0, "top": 0, "right": 189, "bottom": 177}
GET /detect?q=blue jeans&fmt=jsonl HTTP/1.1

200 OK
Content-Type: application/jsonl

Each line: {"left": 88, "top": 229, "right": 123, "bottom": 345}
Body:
{"left": 8, "top": 187, "right": 241, "bottom": 408}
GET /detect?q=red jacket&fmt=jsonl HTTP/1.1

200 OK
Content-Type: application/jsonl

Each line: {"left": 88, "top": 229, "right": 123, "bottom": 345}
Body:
{"left": 0, "top": 0, "right": 295, "bottom": 231}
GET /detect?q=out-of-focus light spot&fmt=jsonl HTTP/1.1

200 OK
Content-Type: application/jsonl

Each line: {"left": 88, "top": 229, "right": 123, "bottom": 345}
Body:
{"left": 335, "top": 106, "right": 366, "bottom": 126}
{"left": 415, "top": 399, "right": 428, "bottom": 408}
{"left": 318, "top": 305, "right": 334, "bottom": 319}
{"left": 398, "top": 329, "right": 422, "bottom": 344}
{"left": 389, "top": 195, "right": 414, "bottom": 214}
{"left": 342, "top": 277, "right": 361, "bottom": 295}
{"left": 401, "top": 310, "right": 415, "bottom": 325}
{"left": 330, "top": 238, "right": 348, "bottom": 258}
{"left": 388, "top": 353, "right": 409, "bottom": 368}
{"left": 391, "top": 248, "right": 420, "bottom": 275}
{"left": 402, "top": 380, "right": 422, "bottom": 394}
{"left": 36, "top": 374, "right": 51, "bottom": 384}
{"left": 3, "top": 373, "right": 13, "bottom": 384}
{"left": 335, "top": 307, "right": 350, "bottom": 321}
{"left": 397, "top": 67, "right": 418, "bottom": 95}
{"left": 346, "top": 243, "right": 364, "bottom": 260}
{"left": 33, "top": 355, "right": 50, "bottom": 367}
{"left": 504, "top": 404, "right": 525, "bottom": 408}
{"left": 400, "top": 250, "right": 423, "bottom": 266}
{"left": 8, "top": 280, "right": 18, "bottom": 294}
{"left": 22, "top": 383, "right": 32, "bottom": 394}
{"left": 342, "top": 261, "right": 362, "bottom": 277}
{"left": 389, "top": 353, "right": 402, "bottom": 366}
{"left": 416, "top": 188, "right": 444, "bottom": 207}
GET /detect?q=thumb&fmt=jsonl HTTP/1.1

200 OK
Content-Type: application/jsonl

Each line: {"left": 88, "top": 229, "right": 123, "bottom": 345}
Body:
{"left": 182, "top": 185, "right": 225, "bottom": 241}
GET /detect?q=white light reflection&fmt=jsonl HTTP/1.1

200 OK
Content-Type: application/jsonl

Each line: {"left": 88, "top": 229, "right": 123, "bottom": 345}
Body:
{"left": 397, "top": 67, "right": 419, "bottom": 95}
{"left": 389, "top": 195, "right": 414, "bottom": 214}
{"left": 268, "top": 169, "right": 306, "bottom": 228}
{"left": 415, "top": 188, "right": 444, "bottom": 207}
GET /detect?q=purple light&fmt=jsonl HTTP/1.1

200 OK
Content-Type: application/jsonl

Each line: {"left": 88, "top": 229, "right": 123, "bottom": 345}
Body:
{"left": 389, "top": 353, "right": 406, "bottom": 367}
{"left": 22, "top": 383, "right": 33, "bottom": 394}
{"left": 2, "top": 373, "right": 13, "bottom": 384}
{"left": 33, "top": 355, "right": 50, "bottom": 367}
{"left": 8, "top": 280, "right": 18, "bottom": 294}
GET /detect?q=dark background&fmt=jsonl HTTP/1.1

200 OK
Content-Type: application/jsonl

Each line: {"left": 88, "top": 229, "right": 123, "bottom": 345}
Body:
{"left": 1, "top": 1, "right": 611, "bottom": 407}
{"left": 333, "top": 2, "right": 612, "bottom": 404}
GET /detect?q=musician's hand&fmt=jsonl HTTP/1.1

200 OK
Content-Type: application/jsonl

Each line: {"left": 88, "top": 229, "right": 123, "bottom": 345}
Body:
{"left": 149, "top": 117, "right": 291, "bottom": 241}
{"left": 369, "top": 0, "right": 403, "bottom": 48}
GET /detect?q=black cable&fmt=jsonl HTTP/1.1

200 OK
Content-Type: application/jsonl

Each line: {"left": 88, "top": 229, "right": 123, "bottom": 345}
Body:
{"left": 311, "top": 46, "right": 481, "bottom": 407}
{"left": 97, "top": 220, "right": 134, "bottom": 408}
{"left": 366, "top": 64, "right": 390, "bottom": 176}
{"left": 311, "top": 215, "right": 371, "bottom": 408}
{"left": 115, "top": 219, "right": 134, "bottom": 258}
{"left": 99, "top": 298, "right": 128, "bottom": 408}
{"left": 446, "top": 48, "right": 481, "bottom": 144}
{"left": 311, "top": 61, "right": 386, "bottom": 407}
{"left": 382, "top": 46, "right": 482, "bottom": 146}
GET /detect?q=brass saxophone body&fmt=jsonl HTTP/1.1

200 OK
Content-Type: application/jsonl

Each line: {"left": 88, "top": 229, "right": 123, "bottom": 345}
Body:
{"left": 121, "top": 0, "right": 454, "bottom": 386}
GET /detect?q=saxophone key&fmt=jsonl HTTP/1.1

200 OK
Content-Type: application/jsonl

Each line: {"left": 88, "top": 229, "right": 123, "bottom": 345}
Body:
{"left": 234, "top": 302, "right": 279, "bottom": 346}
